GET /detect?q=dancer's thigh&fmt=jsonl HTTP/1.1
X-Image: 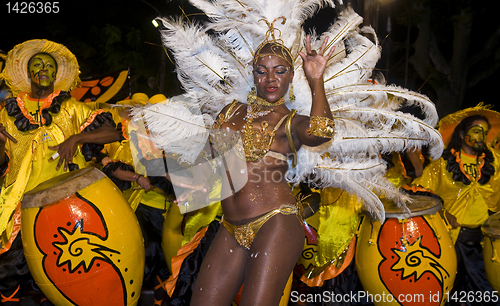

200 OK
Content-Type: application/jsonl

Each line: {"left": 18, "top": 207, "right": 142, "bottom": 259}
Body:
{"left": 190, "top": 225, "right": 247, "bottom": 306}
{"left": 240, "top": 213, "right": 304, "bottom": 306}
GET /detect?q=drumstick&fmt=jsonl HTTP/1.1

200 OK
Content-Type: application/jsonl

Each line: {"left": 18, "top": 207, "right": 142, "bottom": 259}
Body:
{"left": 49, "top": 152, "right": 59, "bottom": 161}
{"left": 1, "top": 130, "right": 17, "bottom": 143}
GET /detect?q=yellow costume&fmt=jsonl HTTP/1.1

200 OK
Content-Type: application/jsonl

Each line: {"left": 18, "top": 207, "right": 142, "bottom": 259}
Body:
{"left": 410, "top": 105, "right": 500, "bottom": 301}
{"left": 0, "top": 39, "right": 122, "bottom": 304}
{"left": 412, "top": 148, "right": 500, "bottom": 242}
{"left": 97, "top": 94, "right": 175, "bottom": 213}
{"left": 385, "top": 152, "right": 420, "bottom": 188}
{"left": 412, "top": 104, "right": 500, "bottom": 243}
{"left": 0, "top": 90, "right": 107, "bottom": 251}
{"left": 98, "top": 94, "right": 186, "bottom": 306}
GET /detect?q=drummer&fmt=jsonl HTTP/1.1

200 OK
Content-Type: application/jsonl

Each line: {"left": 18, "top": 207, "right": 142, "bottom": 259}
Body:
{"left": 95, "top": 93, "right": 178, "bottom": 306}
{"left": 0, "top": 40, "right": 122, "bottom": 305}
{"left": 411, "top": 106, "right": 500, "bottom": 305}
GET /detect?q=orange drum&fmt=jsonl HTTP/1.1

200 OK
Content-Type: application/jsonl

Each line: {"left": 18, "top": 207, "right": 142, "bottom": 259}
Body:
{"left": 482, "top": 211, "right": 500, "bottom": 292}
{"left": 356, "top": 196, "right": 456, "bottom": 306}
{"left": 21, "top": 167, "right": 145, "bottom": 306}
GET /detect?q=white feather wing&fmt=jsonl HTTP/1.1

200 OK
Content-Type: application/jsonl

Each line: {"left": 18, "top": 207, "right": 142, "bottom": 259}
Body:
{"left": 149, "top": 0, "right": 443, "bottom": 220}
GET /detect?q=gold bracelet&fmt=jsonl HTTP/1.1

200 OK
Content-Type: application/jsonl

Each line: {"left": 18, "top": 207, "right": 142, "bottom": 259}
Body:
{"left": 307, "top": 116, "right": 335, "bottom": 138}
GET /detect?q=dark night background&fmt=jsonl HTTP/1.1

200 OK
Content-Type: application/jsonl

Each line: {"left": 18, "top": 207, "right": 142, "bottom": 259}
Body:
{"left": 1, "top": 0, "right": 499, "bottom": 117}
{"left": 2, "top": 0, "right": 178, "bottom": 97}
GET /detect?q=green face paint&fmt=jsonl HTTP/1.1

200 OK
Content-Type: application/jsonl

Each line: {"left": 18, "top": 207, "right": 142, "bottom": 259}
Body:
{"left": 464, "top": 121, "right": 489, "bottom": 150}
{"left": 29, "top": 53, "right": 57, "bottom": 87}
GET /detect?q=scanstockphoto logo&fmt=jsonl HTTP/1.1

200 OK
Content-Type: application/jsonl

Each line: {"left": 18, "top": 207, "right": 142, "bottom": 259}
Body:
{"left": 290, "top": 291, "right": 434, "bottom": 304}
{"left": 291, "top": 290, "right": 500, "bottom": 304}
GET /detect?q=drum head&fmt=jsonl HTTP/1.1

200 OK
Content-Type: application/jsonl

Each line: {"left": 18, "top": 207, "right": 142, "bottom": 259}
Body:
{"left": 483, "top": 211, "right": 500, "bottom": 238}
{"left": 363, "top": 195, "right": 442, "bottom": 220}
{"left": 22, "top": 167, "right": 107, "bottom": 209}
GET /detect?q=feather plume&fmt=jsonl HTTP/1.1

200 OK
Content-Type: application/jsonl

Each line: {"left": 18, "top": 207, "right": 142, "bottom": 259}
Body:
{"left": 145, "top": 0, "right": 443, "bottom": 219}
{"left": 131, "top": 99, "right": 213, "bottom": 164}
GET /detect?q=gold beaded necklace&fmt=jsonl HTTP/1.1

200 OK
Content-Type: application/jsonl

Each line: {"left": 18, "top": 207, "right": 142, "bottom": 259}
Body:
{"left": 253, "top": 96, "right": 285, "bottom": 107}
{"left": 247, "top": 88, "right": 285, "bottom": 107}
{"left": 241, "top": 95, "right": 286, "bottom": 161}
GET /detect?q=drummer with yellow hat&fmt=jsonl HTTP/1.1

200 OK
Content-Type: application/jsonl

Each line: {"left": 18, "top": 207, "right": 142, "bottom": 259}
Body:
{"left": 412, "top": 103, "right": 500, "bottom": 303}
{"left": 96, "top": 92, "right": 184, "bottom": 306}
{"left": 0, "top": 39, "right": 122, "bottom": 304}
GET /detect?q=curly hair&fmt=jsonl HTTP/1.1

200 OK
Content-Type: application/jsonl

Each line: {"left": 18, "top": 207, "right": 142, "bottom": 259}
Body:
{"left": 443, "top": 115, "right": 495, "bottom": 185}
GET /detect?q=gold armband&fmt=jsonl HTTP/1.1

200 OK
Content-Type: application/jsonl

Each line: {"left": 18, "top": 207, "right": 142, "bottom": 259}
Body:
{"left": 307, "top": 116, "right": 335, "bottom": 138}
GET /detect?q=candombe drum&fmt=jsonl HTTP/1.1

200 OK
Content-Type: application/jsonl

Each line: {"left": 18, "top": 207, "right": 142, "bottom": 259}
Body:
{"left": 295, "top": 205, "right": 320, "bottom": 278}
{"left": 355, "top": 196, "right": 456, "bottom": 306}
{"left": 482, "top": 211, "right": 500, "bottom": 292}
{"left": 21, "top": 167, "right": 145, "bottom": 306}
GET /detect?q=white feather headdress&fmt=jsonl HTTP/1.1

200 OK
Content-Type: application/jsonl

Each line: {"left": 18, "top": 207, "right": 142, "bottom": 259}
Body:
{"left": 133, "top": 0, "right": 444, "bottom": 221}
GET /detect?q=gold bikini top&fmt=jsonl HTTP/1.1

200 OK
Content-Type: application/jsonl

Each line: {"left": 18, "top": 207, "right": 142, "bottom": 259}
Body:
{"left": 211, "top": 100, "right": 297, "bottom": 166}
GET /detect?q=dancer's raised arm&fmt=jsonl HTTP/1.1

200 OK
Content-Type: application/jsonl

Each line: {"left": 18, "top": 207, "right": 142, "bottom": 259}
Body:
{"left": 296, "top": 35, "right": 336, "bottom": 146}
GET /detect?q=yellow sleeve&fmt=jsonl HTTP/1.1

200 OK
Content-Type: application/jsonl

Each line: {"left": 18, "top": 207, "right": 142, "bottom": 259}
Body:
{"left": 60, "top": 97, "right": 94, "bottom": 131}
{"left": 411, "top": 158, "right": 444, "bottom": 193}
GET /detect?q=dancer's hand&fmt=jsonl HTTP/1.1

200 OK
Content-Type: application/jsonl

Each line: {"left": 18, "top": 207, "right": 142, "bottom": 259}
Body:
{"left": 299, "top": 35, "right": 336, "bottom": 82}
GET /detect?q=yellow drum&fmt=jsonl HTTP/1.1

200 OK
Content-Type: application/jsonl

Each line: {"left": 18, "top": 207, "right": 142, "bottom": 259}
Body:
{"left": 356, "top": 196, "right": 456, "bottom": 306}
{"left": 21, "top": 167, "right": 145, "bottom": 306}
{"left": 482, "top": 211, "right": 500, "bottom": 292}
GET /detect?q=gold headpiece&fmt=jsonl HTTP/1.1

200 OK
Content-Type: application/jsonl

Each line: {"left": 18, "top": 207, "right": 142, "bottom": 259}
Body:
{"left": 253, "top": 17, "right": 294, "bottom": 68}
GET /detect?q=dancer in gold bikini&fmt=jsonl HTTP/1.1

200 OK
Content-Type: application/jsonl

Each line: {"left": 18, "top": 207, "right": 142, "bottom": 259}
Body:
{"left": 176, "top": 36, "right": 335, "bottom": 306}
{"left": 135, "top": 1, "right": 444, "bottom": 305}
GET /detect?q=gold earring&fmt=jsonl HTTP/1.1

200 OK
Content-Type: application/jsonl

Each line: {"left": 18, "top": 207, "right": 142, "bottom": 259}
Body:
{"left": 247, "top": 87, "right": 257, "bottom": 104}
{"left": 289, "top": 84, "right": 296, "bottom": 101}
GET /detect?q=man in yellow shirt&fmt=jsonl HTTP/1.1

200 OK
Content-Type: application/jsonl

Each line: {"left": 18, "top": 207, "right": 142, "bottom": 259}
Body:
{"left": 412, "top": 106, "right": 500, "bottom": 305}
{"left": 96, "top": 94, "right": 178, "bottom": 306}
{"left": 0, "top": 39, "right": 122, "bottom": 305}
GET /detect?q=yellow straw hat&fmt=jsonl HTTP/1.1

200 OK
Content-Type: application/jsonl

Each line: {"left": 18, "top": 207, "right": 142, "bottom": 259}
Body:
{"left": 437, "top": 103, "right": 500, "bottom": 147}
{"left": 0, "top": 39, "right": 81, "bottom": 96}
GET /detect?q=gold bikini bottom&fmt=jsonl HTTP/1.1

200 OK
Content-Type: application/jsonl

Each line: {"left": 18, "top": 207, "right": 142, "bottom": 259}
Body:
{"left": 221, "top": 204, "right": 301, "bottom": 250}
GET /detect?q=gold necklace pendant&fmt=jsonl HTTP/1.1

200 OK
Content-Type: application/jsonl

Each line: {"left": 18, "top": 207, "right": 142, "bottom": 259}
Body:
{"left": 241, "top": 117, "right": 276, "bottom": 162}
{"left": 241, "top": 103, "right": 278, "bottom": 161}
